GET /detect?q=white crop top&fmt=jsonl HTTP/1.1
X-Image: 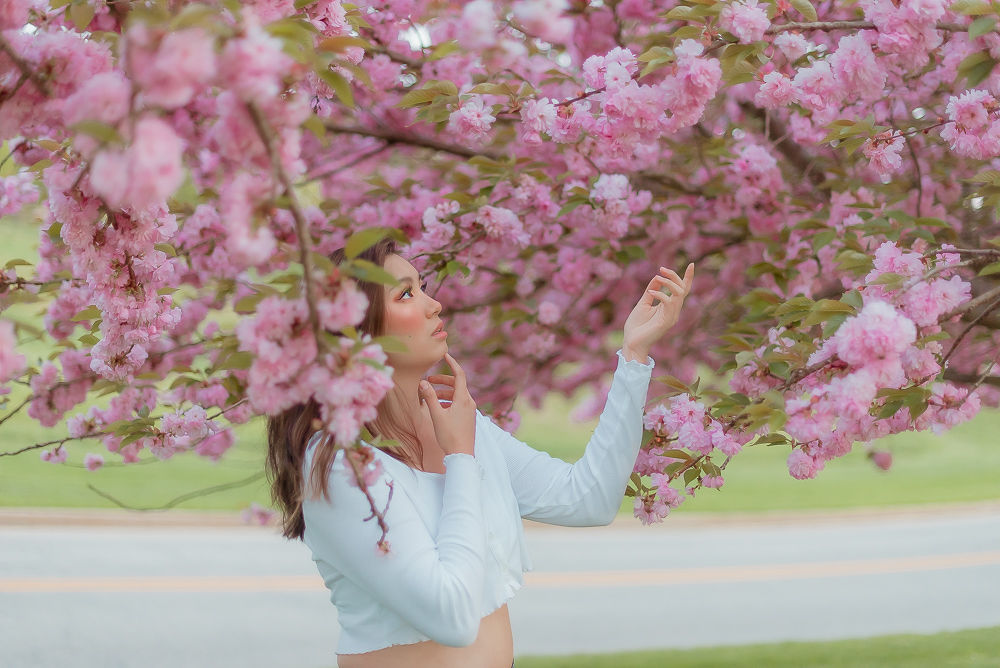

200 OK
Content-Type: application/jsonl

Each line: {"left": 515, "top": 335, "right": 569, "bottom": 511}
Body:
{"left": 301, "top": 350, "right": 654, "bottom": 654}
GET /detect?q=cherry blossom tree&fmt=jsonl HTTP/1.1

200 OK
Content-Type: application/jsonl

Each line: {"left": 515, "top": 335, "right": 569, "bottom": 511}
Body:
{"left": 1, "top": 0, "right": 998, "bottom": 531}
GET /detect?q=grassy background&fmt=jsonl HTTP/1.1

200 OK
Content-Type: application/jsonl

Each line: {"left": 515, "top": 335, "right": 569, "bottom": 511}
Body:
{"left": 1, "top": 390, "right": 998, "bottom": 512}
{"left": 2, "top": 208, "right": 998, "bottom": 513}
{"left": 514, "top": 625, "right": 1000, "bottom": 668}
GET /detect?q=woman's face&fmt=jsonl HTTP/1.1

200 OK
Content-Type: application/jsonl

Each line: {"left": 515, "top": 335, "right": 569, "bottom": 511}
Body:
{"left": 381, "top": 254, "right": 447, "bottom": 371}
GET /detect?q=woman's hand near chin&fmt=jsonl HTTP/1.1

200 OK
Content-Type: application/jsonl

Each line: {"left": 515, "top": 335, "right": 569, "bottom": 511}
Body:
{"left": 419, "top": 352, "right": 477, "bottom": 457}
{"left": 622, "top": 263, "right": 695, "bottom": 362}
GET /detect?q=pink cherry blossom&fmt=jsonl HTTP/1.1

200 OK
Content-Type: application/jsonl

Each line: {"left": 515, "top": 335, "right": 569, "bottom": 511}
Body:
{"left": 787, "top": 448, "right": 823, "bottom": 480}
{"left": 84, "top": 453, "right": 104, "bottom": 471}
{"left": 719, "top": 0, "right": 770, "bottom": 44}
{"left": 448, "top": 97, "right": 496, "bottom": 141}
{"left": 862, "top": 132, "right": 904, "bottom": 180}
{"left": 755, "top": 72, "right": 796, "bottom": 109}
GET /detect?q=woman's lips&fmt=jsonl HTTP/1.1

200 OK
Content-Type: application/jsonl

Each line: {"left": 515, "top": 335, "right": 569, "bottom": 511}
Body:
{"left": 432, "top": 328, "right": 447, "bottom": 339}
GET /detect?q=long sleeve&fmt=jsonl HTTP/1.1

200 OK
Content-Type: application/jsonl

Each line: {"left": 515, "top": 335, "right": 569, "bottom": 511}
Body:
{"left": 483, "top": 349, "right": 654, "bottom": 526}
{"left": 301, "top": 450, "right": 488, "bottom": 647}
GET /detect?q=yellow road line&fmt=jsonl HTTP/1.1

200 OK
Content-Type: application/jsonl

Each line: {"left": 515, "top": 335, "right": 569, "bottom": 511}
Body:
{"left": 2, "top": 551, "right": 999, "bottom": 593}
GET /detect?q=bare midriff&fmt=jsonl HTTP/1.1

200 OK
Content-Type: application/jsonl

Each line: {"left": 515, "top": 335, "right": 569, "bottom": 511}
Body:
{"left": 336, "top": 604, "right": 513, "bottom": 668}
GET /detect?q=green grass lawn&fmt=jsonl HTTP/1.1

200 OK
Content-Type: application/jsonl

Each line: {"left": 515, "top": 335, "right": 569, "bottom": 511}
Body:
{"left": 514, "top": 625, "right": 1000, "bottom": 667}
{"left": 1, "top": 211, "right": 998, "bottom": 513}
{"left": 0, "top": 389, "right": 998, "bottom": 512}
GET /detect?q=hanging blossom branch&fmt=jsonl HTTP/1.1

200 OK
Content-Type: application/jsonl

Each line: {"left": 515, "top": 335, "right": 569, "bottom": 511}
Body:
{"left": 0, "top": 333, "right": 230, "bottom": 435}
{"left": 343, "top": 447, "right": 394, "bottom": 552}
{"left": 0, "top": 399, "right": 250, "bottom": 457}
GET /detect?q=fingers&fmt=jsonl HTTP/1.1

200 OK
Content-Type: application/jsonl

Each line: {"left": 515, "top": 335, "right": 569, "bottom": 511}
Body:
{"left": 660, "top": 264, "right": 695, "bottom": 289}
{"left": 419, "top": 380, "right": 443, "bottom": 417}
{"left": 444, "top": 352, "right": 468, "bottom": 395}
{"left": 426, "top": 374, "right": 455, "bottom": 386}
{"left": 646, "top": 290, "right": 673, "bottom": 306}
{"left": 648, "top": 274, "right": 685, "bottom": 296}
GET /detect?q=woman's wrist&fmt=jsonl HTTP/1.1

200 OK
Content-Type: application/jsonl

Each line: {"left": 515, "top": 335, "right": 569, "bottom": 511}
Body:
{"left": 621, "top": 343, "right": 649, "bottom": 363}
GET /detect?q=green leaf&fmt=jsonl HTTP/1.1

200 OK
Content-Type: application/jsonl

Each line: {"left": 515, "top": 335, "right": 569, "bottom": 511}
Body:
{"left": 969, "top": 15, "right": 998, "bottom": 38}
{"left": 344, "top": 258, "right": 398, "bottom": 286}
{"left": 840, "top": 289, "right": 864, "bottom": 310}
{"left": 68, "top": 1, "right": 96, "bottom": 30}
{"left": 664, "top": 5, "right": 698, "bottom": 20}
{"left": 395, "top": 80, "right": 459, "bottom": 109}
{"left": 789, "top": 0, "right": 818, "bottom": 21}
{"left": 978, "top": 261, "right": 1000, "bottom": 276}
{"left": 958, "top": 51, "right": 998, "bottom": 87}
{"left": 169, "top": 4, "right": 220, "bottom": 31}
{"left": 372, "top": 335, "right": 409, "bottom": 354}
{"left": 683, "top": 468, "right": 700, "bottom": 485}
{"left": 318, "top": 69, "right": 354, "bottom": 108}
{"left": 4, "top": 258, "right": 31, "bottom": 269}
{"left": 653, "top": 374, "right": 692, "bottom": 393}
{"left": 220, "top": 351, "right": 253, "bottom": 370}
{"left": 344, "top": 227, "right": 407, "bottom": 260}
{"left": 345, "top": 227, "right": 389, "bottom": 260}
{"left": 444, "top": 259, "right": 470, "bottom": 277}
{"left": 767, "top": 361, "right": 790, "bottom": 379}
{"left": 316, "top": 35, "right": 372, "bottom": 52}
{"left": 836, "top": 249, "right": 874, "bottom": 275}
{"left": 154, "top": 243, "right": 177, "bottom": 257}
{"left": 951, "top": 0, "right": 993, "bottom": 15}
{"left": 878, "top": 399, "right": 905, "bottom": 419}
{"left": 428, "top": 40, "right": 460, "bottom": 60}
{"left": 233, "top": 293, "right": 267, "bottom": 314}
{"left": 69, "top": 120, "right": 123, "bottom": 145}
{"left": 72, "top": 306, "right": 101, "bottom": 321}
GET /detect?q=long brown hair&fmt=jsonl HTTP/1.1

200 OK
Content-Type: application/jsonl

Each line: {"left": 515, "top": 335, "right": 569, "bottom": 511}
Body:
{"left": 265, "top": 238, "right": 424, "bottom": 540}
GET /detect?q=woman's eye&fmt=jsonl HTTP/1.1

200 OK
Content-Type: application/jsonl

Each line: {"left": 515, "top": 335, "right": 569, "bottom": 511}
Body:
{"left": 420, "top": 282, "right": 428, "bottom": 293}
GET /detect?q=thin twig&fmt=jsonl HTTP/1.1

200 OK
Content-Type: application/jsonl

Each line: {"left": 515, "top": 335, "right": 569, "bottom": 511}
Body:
{"left": 247, "top": 102, "right": 324, "bottom": 350}
{"left": 87, "top": 471, "right": 266, "bottom": 511}
{"left": 940, "top": 292, "right": 1000, "bottom": 365}
{"left": 939, "top": 283, "right": 1000, "bottom": 323}
{"left": 0, "top": 34, "right": 52, "bottom": 96}
{"left": 0, "top": 394, "right": 31, "bottom": 427}
{"left": 305, "top": 144, "right": 391, "bottom": 183}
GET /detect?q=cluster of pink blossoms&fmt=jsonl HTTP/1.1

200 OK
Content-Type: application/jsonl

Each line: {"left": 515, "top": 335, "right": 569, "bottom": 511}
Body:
{"left": 0, "top": 320, "right": 26, "bottom": 394}
{"left": 940, "top": 90, "right": 1000, "bottom": 160}
{"left": 633, "top": 393, "right": 750, "bottom": 523}
{"left": 235, "top": 276, "right": 393, "bottom": 447}
{"left": 0, "top": 172, "right": 39, "bottom": 217}
{"left": 719, "top": 0, "right": 770, "bottom": 44}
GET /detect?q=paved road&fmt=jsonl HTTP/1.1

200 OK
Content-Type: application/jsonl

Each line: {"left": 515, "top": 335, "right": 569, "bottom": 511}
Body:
{"left": 2, "top": 505, "right": 999, "bottom": 667}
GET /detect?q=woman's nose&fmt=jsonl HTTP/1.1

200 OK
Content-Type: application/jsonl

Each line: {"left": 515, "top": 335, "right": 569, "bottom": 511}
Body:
{"left": 427, "top": 294, "right": 442, "bottom": 316}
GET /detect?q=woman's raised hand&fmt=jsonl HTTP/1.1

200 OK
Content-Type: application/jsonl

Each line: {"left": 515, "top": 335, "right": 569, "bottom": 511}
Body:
{"left": 622, "top": 263, "right": 695, "bottom": 362}
{"left": 419, "top": 353, "right": 477, "bottom": 457}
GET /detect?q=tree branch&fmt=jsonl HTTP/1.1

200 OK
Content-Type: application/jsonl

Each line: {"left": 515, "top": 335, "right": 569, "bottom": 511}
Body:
{"left": 0, "top": 33, "right": 52, "bottom": 96}
{"left": 247, "top": 102, "right": 324, "bottom": 350}
{"left": 940, "top": 283, "right": 1000, "bottom": 323}
{"left": 323, "top": 121, "right": 502, "bottom": 160}
{"left": 765, "top": 20, "right": 966, "bottom": 34}
{"left": 87, "top": 471, "right": 265, "bottom": 511}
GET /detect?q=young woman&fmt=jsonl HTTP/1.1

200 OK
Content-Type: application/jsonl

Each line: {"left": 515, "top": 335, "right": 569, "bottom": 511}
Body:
{"left": 266, "top": 239, "right": 694, "bottom": 668}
